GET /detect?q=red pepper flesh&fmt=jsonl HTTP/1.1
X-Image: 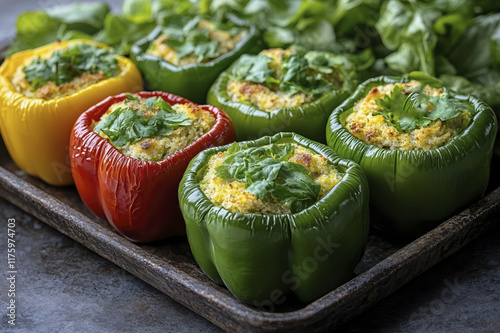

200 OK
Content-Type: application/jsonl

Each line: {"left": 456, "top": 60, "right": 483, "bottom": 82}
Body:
{"left": 70, "top": 91, "right": 236, "bottom": 242}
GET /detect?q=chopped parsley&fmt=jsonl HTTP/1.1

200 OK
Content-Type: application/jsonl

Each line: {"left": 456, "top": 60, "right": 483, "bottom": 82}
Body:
{"left": 228, "top": 48, "right": 346, "bottom": 97}
{"left": 94, "top": 94, "right": 192, "bottom": 148}
{"left": 215, "top": 143, "right": 321, "bottom": 213}
{"left": 228, "top": 54, "right": 275, "bottom": 83}
{"left": 159, "top": 16, "right": 243, "bottom": 62}
{"left": 23, "top": 43, "right": 118, "bottom": 90}
{"left": 373, "top": 84, "right": 473, "bottom": 131}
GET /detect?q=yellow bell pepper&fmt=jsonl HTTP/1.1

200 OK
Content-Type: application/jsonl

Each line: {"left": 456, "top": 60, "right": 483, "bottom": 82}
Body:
{"left": 0, "top": 39, "right": 143, "bottom": 185}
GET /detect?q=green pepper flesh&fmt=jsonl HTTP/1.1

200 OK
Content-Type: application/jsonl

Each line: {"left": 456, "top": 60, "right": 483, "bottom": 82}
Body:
{"left": 179, "top": 132, "right": 369, "bottom": 305}
{"left": 326, "top": 73, "right": 498, "bottom": 239}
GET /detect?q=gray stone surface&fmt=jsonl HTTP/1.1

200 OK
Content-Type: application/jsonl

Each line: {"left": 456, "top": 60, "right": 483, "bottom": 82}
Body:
{"left": 0, "top": 198, "right": 220, "bottom": 332}
{"left": 0, "top": 1, "right": 499, "bottom": 332}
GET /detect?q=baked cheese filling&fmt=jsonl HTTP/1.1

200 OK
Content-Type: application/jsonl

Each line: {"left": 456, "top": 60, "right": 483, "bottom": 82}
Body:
{"left": 11, "top": 43, "right": 120, "bottom": 100}
{"left": 345, "top": 81, "right": 472, "bottom": 151}
{"left": 200, "top": 143, "right": 342, "bottom": 215}
{"left": 147, "top": 17, "right": 248, "bottom": 66}
{"left": 94, "top": 94, "right": 215, "bottom": 161}
{"left": 227, "top": 47, "right": 346, "bottom": 111}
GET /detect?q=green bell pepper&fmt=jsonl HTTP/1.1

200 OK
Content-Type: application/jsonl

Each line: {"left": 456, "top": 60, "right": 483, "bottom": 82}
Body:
{"left": 206, "top": 51, "right": 357, "bottom": 143}
{"left": 130, "top": 14, "right": 261, "bottom": 104}
{"left": 326, "top": 72, "right": 498, "bottom": 239}
{"left": 178, "top": 132, "right": 369, "bottom": 306}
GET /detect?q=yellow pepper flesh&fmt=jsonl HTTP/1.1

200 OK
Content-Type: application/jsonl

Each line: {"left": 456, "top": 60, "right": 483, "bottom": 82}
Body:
{"left": 0, "top": 39, "right": 143, "bottom": 185}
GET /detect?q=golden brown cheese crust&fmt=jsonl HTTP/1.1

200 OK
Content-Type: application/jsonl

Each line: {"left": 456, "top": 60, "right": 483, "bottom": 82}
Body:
{"left": 96, "top": 99, "right": 215, "bottom": 161}
{"left": 199, "top": 144, "right": 342, "bottom": 214}
{"left": 345, "top": 81, "right": 471, "bottom": 151}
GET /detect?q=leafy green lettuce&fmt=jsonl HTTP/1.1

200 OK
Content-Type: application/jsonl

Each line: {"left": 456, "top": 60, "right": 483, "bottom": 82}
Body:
{"left": 7, "top": 2, "right": 110, "bottom": 56}
{"left": 6, "top": 0, "right": 500, "bottom": 110}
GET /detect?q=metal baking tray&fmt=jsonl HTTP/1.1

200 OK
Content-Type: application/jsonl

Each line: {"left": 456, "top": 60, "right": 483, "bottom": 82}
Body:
{"left": 1, "top": 43, "right": 500, "bottom": 332}
{"left": 0, "top": 134, "right": 499, "bottom": 332}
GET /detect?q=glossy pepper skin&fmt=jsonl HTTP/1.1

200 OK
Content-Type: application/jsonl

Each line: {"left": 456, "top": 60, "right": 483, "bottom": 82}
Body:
{"left": 326, "top": 73, "right": 498, "bottom": 239}
{"left": 70, "top": 91, "right": 236, "bottom": 242}
{"left": 0, "top": 39, "right": 143, "bottom": 186}
{"left": 206, "top": 56, "right": 356, "bottom": 143}
{"left": 130, "top": 15, "right": 261, "bottom": 104}
{"left": 178, "top": 132, "right": 369, "bottom": 305}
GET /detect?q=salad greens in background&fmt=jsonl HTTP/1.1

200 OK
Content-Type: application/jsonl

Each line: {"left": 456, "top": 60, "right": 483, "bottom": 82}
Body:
{"left": 5, "top": 0, "right": 500, "bottom": 110}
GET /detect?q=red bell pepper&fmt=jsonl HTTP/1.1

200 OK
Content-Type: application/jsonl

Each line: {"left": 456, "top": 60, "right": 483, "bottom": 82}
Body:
{"left": 69, "top": 91, "right": 236, "bottom": 242}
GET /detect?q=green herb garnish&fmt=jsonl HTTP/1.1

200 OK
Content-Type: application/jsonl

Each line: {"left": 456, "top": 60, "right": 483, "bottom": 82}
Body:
{"left": 229, "top": 49, "right": 345, "bottom": 97}
{"left": 94, "top": 95, "right": 192, "bottom": 148}
{"left": 228, "top": 54, "right": 275, "bottom": 83}
{"left": 373, "top": 84, "right": 473, "bottom": 131}
{"left": 215, "top": 143, "right": 321, "bottom": 213}
{"left": 23, "top": 43, "right": 118, "bottom": 90}
{"left": 160, "top": 16, "right": 241, "bottom": 62}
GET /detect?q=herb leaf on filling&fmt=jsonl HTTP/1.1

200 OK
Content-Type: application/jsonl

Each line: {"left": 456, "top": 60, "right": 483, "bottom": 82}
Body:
{"left": 373, "top": 84, "right": 472, "bottom": 131}
{"left": 94, "top": 95, "right": 192, "bottom": 148}
{"left": 215, "top": 143, "right": 321, "bottom": 213}
{"left": 160, "top": 16, "right": 240, "bottom": 62}
{"left": 23, "top": 43, "right": 118, "bottom": 90}
{"left": 228, "top": 54, "right": 275, "bottom": 83}
{"left": 228, "top": 49, "right": 345, "bottom": 98}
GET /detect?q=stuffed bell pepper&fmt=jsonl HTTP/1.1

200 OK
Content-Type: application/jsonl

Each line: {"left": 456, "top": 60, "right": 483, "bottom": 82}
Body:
{"left": 207, "top": 46, "right": 357, "bottom": 142}
{"left": 179, "top": 132, "right": 369, "bottom": 305}
{"left": 0, "top": 39, "right": 143, "bottom": 185}
{"left": 130, "top": 14, "right": 260, "bottom": 104}
{"left": 70, "top": 91, "right": 236, "bottom": 242}
{"left": 326, "top": 72, "right": 498, "bottom": 239}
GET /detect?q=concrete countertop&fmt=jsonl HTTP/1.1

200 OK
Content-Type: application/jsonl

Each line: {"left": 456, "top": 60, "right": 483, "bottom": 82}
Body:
{"left": 0, "top": 1, "right": 499, "bottom": 332}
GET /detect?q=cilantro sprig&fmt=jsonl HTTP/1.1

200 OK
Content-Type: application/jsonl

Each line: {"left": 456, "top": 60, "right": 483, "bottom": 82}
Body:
{"left": 94, "top": 94, "right": 192, "bottom": 148}
{"left": 373, "top": 84, "right": 472, "bottom": 131}
{"left": 229, "top": 49, "right": 345, "bottom": 97}
{"left": 215, "top": 143, "right": 321, "bottom": 213}
{"left": 23, "top": 43, "right": 118, "bottom": 90}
